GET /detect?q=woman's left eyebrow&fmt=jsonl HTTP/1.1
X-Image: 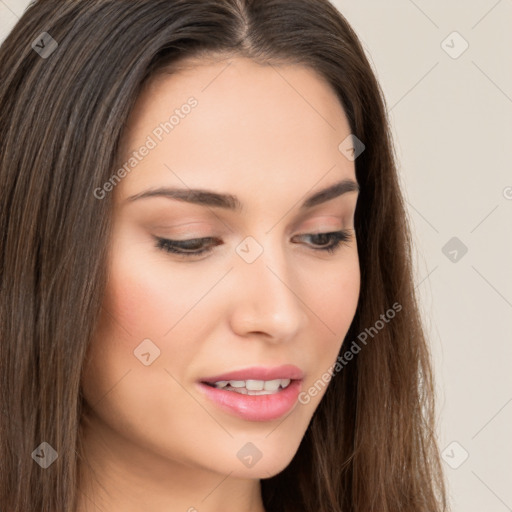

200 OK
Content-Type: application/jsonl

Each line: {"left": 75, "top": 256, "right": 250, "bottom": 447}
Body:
{"left": 125, "top": 178, "right": 359, "bottom": 213}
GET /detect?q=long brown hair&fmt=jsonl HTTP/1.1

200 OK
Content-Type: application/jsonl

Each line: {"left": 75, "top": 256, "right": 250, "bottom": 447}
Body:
{"left": 0, "top": 1, "right": 448, "bottom": 511}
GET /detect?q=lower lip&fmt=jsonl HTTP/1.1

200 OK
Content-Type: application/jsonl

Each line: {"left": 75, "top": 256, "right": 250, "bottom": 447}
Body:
{"left": 197, "top": 380, "right": 302, "bottom": 422}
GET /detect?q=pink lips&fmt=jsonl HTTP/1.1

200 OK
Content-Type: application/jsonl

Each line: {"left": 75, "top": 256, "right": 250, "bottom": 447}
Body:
{"left": 197, "top": 364, "right": 304, "bottom": 422}
{"left": 200, "top": 364, "right": 304, "bottom": 384}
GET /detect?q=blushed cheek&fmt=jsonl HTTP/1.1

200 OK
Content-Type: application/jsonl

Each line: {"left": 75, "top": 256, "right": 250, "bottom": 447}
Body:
{"left": 101, "top": 248, "right": 175, "bottom": 341}
{"left": 100, "top": 250, "right": 218, "bottom": 357}
{"left": 81, "top": 267, "right": 171, "bottom": 408}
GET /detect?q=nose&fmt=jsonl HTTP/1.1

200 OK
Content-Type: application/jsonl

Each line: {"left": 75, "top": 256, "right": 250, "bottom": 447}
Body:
{"left": 228, "top": 237, "right": 309, "bottom": 343}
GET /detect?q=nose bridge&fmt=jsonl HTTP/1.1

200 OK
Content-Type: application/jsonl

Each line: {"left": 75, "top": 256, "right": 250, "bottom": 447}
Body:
{"left": 230, "top": 230, "right": 307, "bottom": 338}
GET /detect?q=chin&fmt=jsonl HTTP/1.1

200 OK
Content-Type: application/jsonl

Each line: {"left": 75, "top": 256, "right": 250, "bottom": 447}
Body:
{"left": 229, "top": 456, "right": 296, "bottom": 480}
{"left": 218, "top": 434, "right": 303, "bottom": 479}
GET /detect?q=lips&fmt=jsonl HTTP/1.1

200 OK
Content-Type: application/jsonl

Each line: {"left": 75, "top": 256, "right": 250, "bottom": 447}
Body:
{"left": 196, "top": 364, "right": 304, "bottom": 421}
{"left": 199, "top": 364, "right": 304, "bottom": 384}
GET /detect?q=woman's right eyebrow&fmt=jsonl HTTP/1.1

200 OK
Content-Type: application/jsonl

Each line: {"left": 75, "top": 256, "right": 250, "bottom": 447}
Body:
{"left": 125, "top": 178, "right": 360, "bottom": 213}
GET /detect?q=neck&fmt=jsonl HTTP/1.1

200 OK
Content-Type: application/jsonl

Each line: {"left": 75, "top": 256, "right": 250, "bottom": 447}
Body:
{"left": 75, "top": 413, "right": 267, "bottom": 512}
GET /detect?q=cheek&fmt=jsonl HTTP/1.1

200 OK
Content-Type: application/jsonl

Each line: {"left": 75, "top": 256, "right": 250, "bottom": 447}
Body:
{"left": 80, "top": 247, "right": 206, "bottom": 428}
{"left": 87, "top": 240, "right": 222, "bottom": 386}
{"left": 101, "top": 242, "right": 200, "bottom": 341}
{"left": 317, "top": 270, "right": 359, "bottom": 328}
{"left": 302, "top": 255, "right": 360, "bottom": 389}
{"left": 305, "top": 250, "right": 360, "bottom": 335}
{"left": 103, "top": 266, "right": 166, "bottom": 339}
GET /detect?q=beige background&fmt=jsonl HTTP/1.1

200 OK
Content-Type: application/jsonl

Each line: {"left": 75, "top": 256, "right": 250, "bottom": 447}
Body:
{"left": 1, "top": 1, "right": 511, "bottom": 510}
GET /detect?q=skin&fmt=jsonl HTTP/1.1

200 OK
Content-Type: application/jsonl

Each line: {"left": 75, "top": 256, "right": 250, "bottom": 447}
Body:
{"left": 77, "top": 56, "right": 360, "bottom": 512}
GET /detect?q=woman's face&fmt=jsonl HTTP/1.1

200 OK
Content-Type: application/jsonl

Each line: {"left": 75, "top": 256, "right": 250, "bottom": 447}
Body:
{"left": 80, "top": 56, "right": 360, "bottom": 493}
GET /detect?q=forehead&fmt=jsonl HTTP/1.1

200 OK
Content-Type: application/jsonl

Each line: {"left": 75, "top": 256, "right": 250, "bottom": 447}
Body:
{"left": 115, "top": 56, "right": 355, "bottom": 204}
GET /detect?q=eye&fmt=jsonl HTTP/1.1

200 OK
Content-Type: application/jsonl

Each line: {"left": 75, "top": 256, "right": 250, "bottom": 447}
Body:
{"left": 294, "top": 230, "right": 353, "bottom": 254}
{"left": 154, "top": 236, "right": 219, "bottom": 258}
{"left": 154, "top": 230, "right": 353, "bottom": 259}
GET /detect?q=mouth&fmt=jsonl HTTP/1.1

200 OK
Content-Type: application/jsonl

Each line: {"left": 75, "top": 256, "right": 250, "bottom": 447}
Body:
{"left": 196, "top": 365, "right": 304, "bottom": 421}
{"left": 201, "top": 378, "right": 293, "bottom": 395}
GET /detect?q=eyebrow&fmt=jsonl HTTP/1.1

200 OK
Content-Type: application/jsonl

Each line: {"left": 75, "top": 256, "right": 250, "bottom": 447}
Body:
{"left": 125, "top": 178, "right": 360, "bottom": 212}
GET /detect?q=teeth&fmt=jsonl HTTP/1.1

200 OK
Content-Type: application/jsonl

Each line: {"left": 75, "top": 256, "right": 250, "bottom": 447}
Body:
{"left": 211, "top": 378, "right": 292, "bottom": 394}
{"left": 263, "top": 379, "right": 281, "bottom": 391}
{"left": 246, "top": 380, "right": 264, "bottom": 391}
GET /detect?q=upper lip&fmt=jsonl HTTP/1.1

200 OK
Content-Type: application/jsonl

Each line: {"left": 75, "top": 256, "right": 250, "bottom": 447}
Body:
{"left": 199, "top": 364, "right": 304, "bottom": 384}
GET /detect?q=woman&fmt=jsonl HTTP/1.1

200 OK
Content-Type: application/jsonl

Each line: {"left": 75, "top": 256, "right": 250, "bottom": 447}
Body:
{"left": 0, "top": 1, "right": 448, "bottom": 511}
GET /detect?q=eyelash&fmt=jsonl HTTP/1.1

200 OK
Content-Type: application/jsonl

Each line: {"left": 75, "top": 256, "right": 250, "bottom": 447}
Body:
{"left": 154, "top": 230, "right": 353, "bottom": 259}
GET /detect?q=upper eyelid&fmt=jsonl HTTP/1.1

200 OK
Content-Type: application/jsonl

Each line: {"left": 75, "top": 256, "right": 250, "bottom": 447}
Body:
{"left": 142, "top": 204, "right": 354, "bottom": 230}
{"left": 161, "top": 228, "right": 350, "bottom": 240}
{"left": 152, "top": 215, "right": 351, "bottom": 234}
